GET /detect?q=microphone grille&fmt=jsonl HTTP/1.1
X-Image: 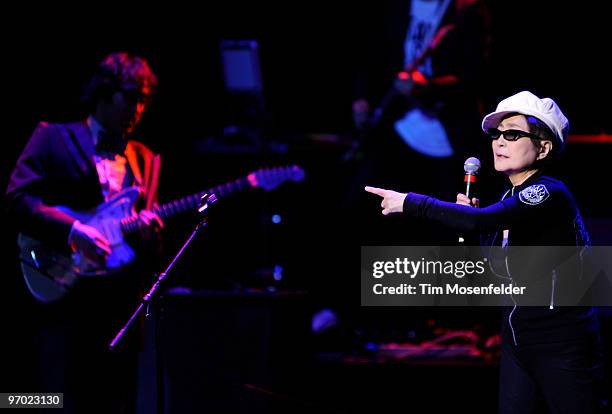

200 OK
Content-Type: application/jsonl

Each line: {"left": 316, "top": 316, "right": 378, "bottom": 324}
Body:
{"left": 464, "top": 157, "right": 481, "bottom": 174}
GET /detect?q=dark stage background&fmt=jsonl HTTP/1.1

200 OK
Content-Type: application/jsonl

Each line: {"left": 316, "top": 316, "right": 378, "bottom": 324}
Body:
{"left": 2, "top": 2, "right": 611, "bottom": 412}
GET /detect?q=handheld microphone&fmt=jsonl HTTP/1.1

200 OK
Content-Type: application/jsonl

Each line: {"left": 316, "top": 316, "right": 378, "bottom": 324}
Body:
{"left": 463, "top": 157, "right": 481, "bottom": 200}
{"left": 459, "top": 157, "right": 480, "bottom": 244}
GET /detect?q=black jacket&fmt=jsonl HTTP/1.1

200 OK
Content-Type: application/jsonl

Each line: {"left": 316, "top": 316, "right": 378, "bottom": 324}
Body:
{"left": 403, "top": 171, "right": 598, "bottom": 345}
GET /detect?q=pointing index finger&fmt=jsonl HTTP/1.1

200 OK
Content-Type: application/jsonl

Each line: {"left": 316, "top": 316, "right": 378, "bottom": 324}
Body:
{"left": 364, "top": 186, "right": 386, "bottom": 197}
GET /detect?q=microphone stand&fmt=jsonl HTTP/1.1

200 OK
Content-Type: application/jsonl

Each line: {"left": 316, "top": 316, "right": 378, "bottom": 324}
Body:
{"left": 108, "top": 194, "right": 217, "bottom": 413}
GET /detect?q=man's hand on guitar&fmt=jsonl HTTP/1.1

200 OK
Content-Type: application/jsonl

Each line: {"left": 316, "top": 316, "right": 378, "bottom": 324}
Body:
{"left": 137, "top": 209, "right": 164, "bottom": 241}
{"left": 69, "top": 220, "right": 111, "bottom": 265}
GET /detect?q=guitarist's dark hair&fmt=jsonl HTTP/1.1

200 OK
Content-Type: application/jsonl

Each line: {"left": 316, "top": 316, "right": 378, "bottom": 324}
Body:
{"left": 81, "top": 52, "right": 158, "bottom": 110}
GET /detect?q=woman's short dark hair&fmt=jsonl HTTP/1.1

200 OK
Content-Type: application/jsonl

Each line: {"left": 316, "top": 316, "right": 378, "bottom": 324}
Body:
{"left": 525, "top": 115, "right": 558, "bottom": 167}
{"left": 82, "top": 52, "right": 157, "bottom": 108}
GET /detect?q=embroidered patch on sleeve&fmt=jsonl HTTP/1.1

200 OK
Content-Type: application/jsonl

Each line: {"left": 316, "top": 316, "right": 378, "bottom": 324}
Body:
{"left": 518, "top": 184, "right": 550, "bottom": 205}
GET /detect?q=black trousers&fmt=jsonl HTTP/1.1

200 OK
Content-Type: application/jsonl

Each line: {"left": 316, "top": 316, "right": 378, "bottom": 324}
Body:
{"left": 498, "top": 334, "right": 608, "bottom": 414}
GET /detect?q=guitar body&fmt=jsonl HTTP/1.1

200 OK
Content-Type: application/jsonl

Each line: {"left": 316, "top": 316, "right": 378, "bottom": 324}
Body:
{"left": 17, "top": 165, "right": 305, "bottom": 303}
{"left": 19, "top": 187, "right": 140, "bottom": 303}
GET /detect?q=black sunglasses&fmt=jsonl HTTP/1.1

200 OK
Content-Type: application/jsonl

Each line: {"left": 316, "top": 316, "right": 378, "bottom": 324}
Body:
{"left": 487, "top": 128, "right": 543, "bottom": 141}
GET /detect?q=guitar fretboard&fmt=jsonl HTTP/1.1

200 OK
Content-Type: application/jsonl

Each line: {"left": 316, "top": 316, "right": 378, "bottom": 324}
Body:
{"left": 121, "top": 176, "right": 251, "bottom": 235}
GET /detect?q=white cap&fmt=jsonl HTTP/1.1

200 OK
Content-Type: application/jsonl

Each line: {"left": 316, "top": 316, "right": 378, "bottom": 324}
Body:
{"left": 481, "top": 91, "right": 569, "bottom": 147}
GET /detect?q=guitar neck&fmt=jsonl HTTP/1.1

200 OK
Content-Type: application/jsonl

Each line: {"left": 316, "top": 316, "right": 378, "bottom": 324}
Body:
{"left": 158, "top": 176, "right": 252, "bottom": 220}
{"left": 121, "top": 176, "right": 252, "bottom": 235}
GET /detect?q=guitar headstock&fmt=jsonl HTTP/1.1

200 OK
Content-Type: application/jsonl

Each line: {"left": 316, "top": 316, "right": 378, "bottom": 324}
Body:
{"left": 247, "top": 165, "right": 305, "bottom": 191}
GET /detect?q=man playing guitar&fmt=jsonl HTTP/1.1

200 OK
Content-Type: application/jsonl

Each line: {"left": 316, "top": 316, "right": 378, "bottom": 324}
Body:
{"left": 5, "top": 52, "right": 164, "bottom": 413}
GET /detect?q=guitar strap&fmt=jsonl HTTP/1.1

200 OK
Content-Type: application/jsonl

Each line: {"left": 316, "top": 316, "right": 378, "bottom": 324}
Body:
{"left": 124, "top": 142, "right": 144, "bottom": 188}
{"left": 146, "top": 153, "right": 161, "bottom": 209}
{"left": 125, "top": 141, "right": 161, "bottom": 210}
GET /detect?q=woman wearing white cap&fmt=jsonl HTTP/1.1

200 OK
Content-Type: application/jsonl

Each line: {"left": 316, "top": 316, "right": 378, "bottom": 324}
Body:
{"left": 365, "top": 91, "right": 606, "bottom": 413}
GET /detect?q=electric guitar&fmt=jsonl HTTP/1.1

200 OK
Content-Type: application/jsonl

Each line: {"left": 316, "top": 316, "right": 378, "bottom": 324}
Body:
{"left": 18, "top": 165, "right": 305, "bottom": 303}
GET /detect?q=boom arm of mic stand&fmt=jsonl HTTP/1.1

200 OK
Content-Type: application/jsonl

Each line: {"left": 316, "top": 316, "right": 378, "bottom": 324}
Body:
{"left": 109, "top": 194, "right": 216, "bottom": 350}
